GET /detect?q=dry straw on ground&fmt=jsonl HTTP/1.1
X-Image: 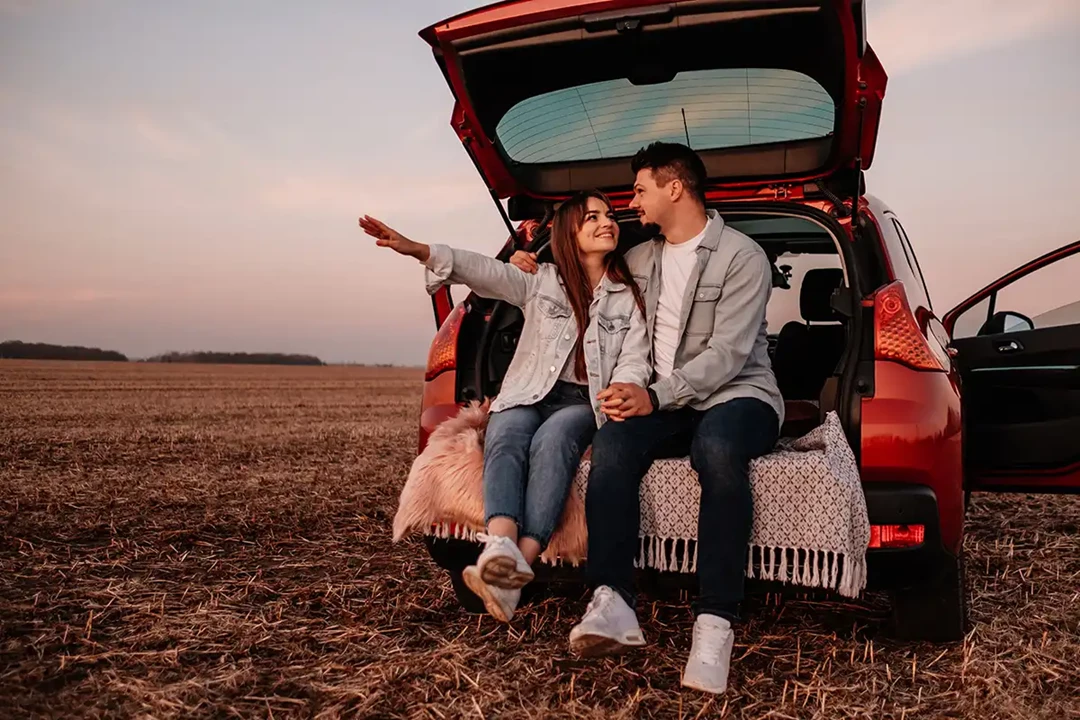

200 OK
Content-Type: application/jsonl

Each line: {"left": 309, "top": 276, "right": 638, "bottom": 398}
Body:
{"left": 1, "top": 360, "right": 1078, "bottom": 719}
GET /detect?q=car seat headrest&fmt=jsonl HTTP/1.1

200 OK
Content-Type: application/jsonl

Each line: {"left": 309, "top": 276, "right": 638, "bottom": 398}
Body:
{"left": 800, "top": 268, "right": 845, "bottom": 322}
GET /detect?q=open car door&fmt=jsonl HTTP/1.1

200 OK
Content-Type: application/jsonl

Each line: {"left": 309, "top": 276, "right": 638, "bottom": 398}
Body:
{"left": 943, "top": 241, "right": 1080, "bottom": 492}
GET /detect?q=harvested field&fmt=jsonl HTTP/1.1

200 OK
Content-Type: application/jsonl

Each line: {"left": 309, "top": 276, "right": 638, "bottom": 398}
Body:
{"left": 2, "top": 360, "right": 1078, "bottom": 719}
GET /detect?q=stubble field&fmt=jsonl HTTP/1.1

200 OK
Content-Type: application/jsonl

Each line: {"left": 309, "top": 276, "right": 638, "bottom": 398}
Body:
{"left": 2, "top": 360, "right": 1079, "bottom": 719}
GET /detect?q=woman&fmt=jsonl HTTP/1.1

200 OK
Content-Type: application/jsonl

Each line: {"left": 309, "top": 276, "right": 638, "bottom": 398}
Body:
{"left": 360, "top": 191, "right": 649, "bottom": 623}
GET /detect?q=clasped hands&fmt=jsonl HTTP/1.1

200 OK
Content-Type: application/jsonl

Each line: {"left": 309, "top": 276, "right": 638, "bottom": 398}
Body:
{"left": 598, "top": 382, "right": 654, "bottom": 422}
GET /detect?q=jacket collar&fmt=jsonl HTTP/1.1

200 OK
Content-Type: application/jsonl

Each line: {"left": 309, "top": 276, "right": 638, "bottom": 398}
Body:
{"left": 564, "top": 271, "right": 626, "bottom": 296}
{"left": 598, "top": 274, "right": 626, "bottom": 294}
{"left": 651, "top": 208, "right": 726, "bottom": 252}
{"left": 697, "top": 209, "right": 726, "bottom": 252}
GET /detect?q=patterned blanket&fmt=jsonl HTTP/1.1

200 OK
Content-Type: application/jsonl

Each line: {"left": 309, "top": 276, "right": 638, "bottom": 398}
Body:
{"left": 573, "top": 411, "right": 869, "bottom": 598}
{"left": 399, "top": 408, "right": 869, "bottom": 598}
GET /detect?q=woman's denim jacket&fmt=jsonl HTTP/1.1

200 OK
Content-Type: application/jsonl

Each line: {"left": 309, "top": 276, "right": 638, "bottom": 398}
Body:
{"left": 424, "top": 244, "right": 651, "bottom": 427}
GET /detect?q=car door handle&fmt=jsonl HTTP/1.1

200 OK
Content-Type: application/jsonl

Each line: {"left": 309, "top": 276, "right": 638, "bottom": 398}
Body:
{"left": 995, "top": 339, "right": 1023, "bottom": 353}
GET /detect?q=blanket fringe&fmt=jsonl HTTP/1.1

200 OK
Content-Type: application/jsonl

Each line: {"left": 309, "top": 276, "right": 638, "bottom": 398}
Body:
{"left": 432, "top": 522, "right": 481, "bottom": 542}
{"left": 422, "top": 527, "right": 866, "bottom": 598}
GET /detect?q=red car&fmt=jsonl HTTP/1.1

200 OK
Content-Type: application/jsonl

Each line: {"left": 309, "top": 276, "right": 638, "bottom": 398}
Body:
{"left": 412, "top": 0, "right": 1080, "bottom": 641}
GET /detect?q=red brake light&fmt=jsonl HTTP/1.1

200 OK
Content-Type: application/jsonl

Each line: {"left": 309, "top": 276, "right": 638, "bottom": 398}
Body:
{"left": 868, "top": 524, "right": 925, "bottom": 549}
{"left": 874, "top": 282, "right": 944, "bottom": 371}
{"left": 425, "top": 304, "right": 466, "bottom": 382}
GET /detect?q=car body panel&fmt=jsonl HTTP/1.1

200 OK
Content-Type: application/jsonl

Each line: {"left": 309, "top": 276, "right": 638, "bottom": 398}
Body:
{"left": 859, "top": 360, "right": 964, "bottom": 554}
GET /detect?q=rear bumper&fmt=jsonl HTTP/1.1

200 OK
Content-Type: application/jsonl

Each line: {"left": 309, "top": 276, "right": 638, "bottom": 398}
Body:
{"left": 864, "top": 483, "right": 958, "bottom": 591}
{"left": 427, "top": 482, "right": 957, "bottom": 593}
{"left": 859, "top": 361, "right": 965, "bottom": 553}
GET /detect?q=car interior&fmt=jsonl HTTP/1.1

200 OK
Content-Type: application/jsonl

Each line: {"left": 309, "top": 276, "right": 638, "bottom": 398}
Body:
{"left": 458, "top": 210, "right": 850, "bottom": 439}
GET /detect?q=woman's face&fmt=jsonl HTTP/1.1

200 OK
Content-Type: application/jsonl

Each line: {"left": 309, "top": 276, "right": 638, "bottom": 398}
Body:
{"left": 575, "top": 196, "right": 619, "bottom": 257}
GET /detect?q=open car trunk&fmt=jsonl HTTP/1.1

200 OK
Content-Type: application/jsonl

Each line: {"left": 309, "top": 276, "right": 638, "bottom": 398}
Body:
{"left": 452, "top": 202, "right": 866, "bottom": 447}
{"left": 421, "top": 0, "right": 885, "bottom": 200}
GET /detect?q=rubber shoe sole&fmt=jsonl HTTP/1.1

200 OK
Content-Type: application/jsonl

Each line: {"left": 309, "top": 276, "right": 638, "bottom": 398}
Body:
{"left": 680, "top": 674, "right": 727, "bottom": 695}
{"left": 462, "top": 566, "right": 514, "bottom": 623}
{"left": 479, "top": 554, "right": 534, "bottom": 590}
{"left": 569, "top": 631, "right": 646, "bottom": 658}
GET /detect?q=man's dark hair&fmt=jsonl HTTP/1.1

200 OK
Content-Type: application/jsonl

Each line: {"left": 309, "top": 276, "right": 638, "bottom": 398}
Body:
{"left": 630, "top": 142, "right": 708, "bottom": 205}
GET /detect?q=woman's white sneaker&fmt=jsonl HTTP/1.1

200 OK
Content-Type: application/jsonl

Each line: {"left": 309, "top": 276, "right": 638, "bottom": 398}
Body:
{"left": 681, "top": 614, "right": 734, "bottom": 694}
{"left": 462, "top": 565, "right": 521, "bottom": 623}
{"left": 569, "top": 586, "right": 646, "bottom": 657}
{"left": 476, "top": 533, "right": 534, "bottom": 589}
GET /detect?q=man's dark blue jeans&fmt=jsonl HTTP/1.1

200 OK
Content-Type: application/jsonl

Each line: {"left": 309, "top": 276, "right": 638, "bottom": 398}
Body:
{"left": 584, "top": 397, "right": 779, "bottom": 623}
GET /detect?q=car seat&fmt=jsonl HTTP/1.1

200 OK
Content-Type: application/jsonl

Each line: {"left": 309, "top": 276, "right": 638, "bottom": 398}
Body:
{"left": 772, "top": 268, "right": 847, "bottom": 403}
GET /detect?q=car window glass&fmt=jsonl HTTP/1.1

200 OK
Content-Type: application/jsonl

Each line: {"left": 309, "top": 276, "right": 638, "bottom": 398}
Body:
{"left": 993, "top": 252, "right": 1080, "bottom": 330}
{"left": 497, "top": 68, "right": 834, "bottom": 163}
{"left": 892, "top": 220, "right": 933, "bottom": 312}
{"left": 881, "top": 215, "right": 929, "bottom": 311}
{"left": 952, "top": 251, "right": 1080, "bottom": 338}
{"left": 951, "top": 295, "right": 992, "bottom": 340}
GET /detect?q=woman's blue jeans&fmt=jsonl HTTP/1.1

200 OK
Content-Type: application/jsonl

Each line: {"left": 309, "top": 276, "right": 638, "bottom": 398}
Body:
{"left": 483, "top": 381, "right": 596, "bottom": 549}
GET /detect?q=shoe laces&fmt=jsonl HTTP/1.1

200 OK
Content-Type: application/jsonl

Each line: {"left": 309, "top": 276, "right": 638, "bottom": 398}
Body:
{"left": 583, "top": 586, "right": 618, "bottom": 621}
{"left": 692, "top": 617, "right": 731, "bottom": 665}
{"left": 476, "top": 532, "right": 513, "bottom": 550}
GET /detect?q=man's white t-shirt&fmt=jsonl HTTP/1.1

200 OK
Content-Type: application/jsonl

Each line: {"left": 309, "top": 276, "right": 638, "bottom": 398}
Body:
{"left": 653, "top": 220, "right": 709, "bottom": 379}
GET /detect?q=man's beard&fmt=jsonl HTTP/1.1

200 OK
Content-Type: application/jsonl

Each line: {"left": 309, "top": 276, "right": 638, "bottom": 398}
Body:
{"left": 639, "top": 221, "right": 663, "bottom": 240}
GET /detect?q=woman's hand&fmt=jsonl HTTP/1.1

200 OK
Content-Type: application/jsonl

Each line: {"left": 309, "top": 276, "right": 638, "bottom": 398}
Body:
{"left": 598, "top": 382, "right": 654, "bottom": 421}
{"left": 359, "top": 215, "right": 430, "bottom": 263}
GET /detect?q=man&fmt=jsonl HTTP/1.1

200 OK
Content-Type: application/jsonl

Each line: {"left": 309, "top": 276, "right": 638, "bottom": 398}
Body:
{"left": 510, "top": 142, "right": 783, "bottom": 694}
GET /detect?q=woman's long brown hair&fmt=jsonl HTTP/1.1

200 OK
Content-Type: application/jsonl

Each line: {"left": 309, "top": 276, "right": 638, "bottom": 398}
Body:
{"left": 549, "top": 190, "right": 646, "bottom": 381}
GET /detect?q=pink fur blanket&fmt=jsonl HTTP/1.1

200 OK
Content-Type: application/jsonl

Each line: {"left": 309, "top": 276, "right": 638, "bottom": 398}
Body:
{"left": 392, "top": 401, "right": 588, "bottom": 565}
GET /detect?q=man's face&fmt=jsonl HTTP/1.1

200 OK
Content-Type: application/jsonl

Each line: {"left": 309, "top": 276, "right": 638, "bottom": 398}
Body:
{"left": 628, "top": 168, "right": 673, "bottom": 236}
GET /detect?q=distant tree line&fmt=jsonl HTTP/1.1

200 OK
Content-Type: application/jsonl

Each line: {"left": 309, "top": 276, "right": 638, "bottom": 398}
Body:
{"left": 145, "top": 351, "right": 325, "bottom": 366}
{"left": 0, "top": 340, "right": 128, "bottom": 362}
{"left": 1, "top": 341, "right": 326, "bottom": 366}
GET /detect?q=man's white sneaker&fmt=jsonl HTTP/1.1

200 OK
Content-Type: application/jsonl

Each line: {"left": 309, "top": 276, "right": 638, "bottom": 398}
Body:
{"left": 681, "top": 614, "right": 734, "bottom": 694}
{"left": 462, "top": 565, "right": 520, "bottom": 623}
{"left": 569, "top": 586, "right": 646, "bottom": 657}
{"left": 475, "top": 533, "right": 534, "bottom": 589}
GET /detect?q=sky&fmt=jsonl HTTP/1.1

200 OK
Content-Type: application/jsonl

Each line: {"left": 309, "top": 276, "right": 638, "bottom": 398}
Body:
{"left": 2, "top": 0, "right": 1079, "bottom": 364}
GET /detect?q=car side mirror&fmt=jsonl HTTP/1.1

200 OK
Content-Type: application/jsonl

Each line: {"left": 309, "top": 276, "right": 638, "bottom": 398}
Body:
{"left": 978, "top": 311, "right": 1034, "bottom": 336}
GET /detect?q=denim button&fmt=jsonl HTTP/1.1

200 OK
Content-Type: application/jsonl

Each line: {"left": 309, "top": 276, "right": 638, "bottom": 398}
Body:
{"left": 564, "top": 334, "right": 571, "bottom": 340}
{"left": 549, "top": 366, "right": 556, "bottom": 373}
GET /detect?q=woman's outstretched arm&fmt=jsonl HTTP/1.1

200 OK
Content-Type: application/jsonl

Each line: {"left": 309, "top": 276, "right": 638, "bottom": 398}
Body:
{"left": 360, "top": 215, "right": 540, "bottom": 308}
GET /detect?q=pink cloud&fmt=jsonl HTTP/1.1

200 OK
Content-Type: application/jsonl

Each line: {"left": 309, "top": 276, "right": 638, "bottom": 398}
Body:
{"left": 0, "top": 287, "right": 136, "bottom": 308}
{"left": 260, "top": 173, "right": 489, "bottom": 216}
{"left": 130, "top": 112, "right": 199, "bottom": 160}
{"left": 870, "top": 0, "right": 1080, "bottom": 75}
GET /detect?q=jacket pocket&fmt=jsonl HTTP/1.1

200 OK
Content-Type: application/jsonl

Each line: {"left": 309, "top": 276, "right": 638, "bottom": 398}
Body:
{"left": 534, "top": 293, "right": 572, "bottom": 341}
{"left": 597, "top": 312, "right": 630, "bottom": 335}
{"left": 597, "top": 312, "right": 631, "bottom": 364}
{"left": 686, "top": 284, "right": 722, "bottom": 336}
{"left": 536, "top": 294, "right": 572, "bottom": 319}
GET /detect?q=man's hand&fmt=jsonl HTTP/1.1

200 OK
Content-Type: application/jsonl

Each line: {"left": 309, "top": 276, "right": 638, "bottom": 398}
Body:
{"left": 598, "top": 382, "right": 654, "bottom": 421}
{"left": 509, "top": 250, "right": 539, "bottom": 274}
{"left": 359, "top": 215, "right": 430, "bottom": 263}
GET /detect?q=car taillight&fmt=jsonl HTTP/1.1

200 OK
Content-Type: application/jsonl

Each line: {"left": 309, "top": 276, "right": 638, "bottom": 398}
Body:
{"left": 874, "top": 281, "right": 944, "bottom": 372}
{"left": 868, "top": 524, "right": 925, "bottom": 549}
{"left": 425, "top": 303, "right": 466, "bottom": 382}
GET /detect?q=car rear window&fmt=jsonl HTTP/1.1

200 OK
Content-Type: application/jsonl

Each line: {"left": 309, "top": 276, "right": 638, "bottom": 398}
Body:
{"left": 495, "top": 68, "right": 834, "bottom": 164}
